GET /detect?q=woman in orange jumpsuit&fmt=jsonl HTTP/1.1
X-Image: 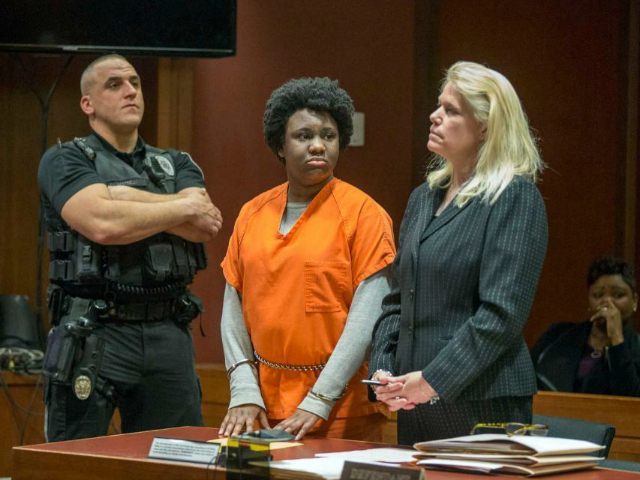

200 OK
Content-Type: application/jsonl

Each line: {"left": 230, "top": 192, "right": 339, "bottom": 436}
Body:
{"left": 218, "top": 77, "right": 395, "bottom": 440}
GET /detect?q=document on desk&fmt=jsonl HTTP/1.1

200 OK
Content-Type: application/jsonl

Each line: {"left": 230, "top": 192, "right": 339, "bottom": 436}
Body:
{"left": 267, "top": 448, "right": 417, "bottom": 480}
{"left": 415, "top": 452, "right": 604, "bottom": 465}
{"left": 268, "top": 457, "right": 349, "bottom": 480}
{"left": 415, "top": 433, "right": 604, "bottom": 456}
{"left": 148, "top": 438, "right": 220, "bottom": 464}
{"left": 316, "top": 447, "right": 418, "bottom": 463}
{"left": 413, "top": 434, "right": 603, "bottom": 477}
{"left": 417, "top": 458, "right": 599, "bottom": 476}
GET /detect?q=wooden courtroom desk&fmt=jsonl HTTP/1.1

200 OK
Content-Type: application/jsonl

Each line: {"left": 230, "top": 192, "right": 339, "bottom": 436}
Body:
{"left": 12, "top": 426, "right": 640, "bottom": 480}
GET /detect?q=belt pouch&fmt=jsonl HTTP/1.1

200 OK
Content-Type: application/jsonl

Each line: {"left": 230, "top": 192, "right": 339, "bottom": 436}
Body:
{"left": 144, "top": 242, "right": 173, "bottom": 282}
{"left": 42, "top": 324, "right": 80, "bottom": 384}
{"left": 75, "top": 235, "right": 102, "bottom": 282}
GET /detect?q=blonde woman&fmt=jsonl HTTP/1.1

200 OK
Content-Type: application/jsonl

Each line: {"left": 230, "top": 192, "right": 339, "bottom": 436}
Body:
{"left": 369, "top": 61, "right": 548, "bottom": 444}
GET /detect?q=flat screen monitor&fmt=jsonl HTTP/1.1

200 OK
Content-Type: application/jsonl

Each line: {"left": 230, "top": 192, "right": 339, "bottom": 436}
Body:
{"left": 0, "top": 0, "right": 236, "bottom": 58}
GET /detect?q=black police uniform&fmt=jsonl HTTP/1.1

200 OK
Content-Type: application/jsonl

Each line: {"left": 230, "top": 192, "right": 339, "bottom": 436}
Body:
{"left": 38, "top": 132, "right": 207, "bottom": 441}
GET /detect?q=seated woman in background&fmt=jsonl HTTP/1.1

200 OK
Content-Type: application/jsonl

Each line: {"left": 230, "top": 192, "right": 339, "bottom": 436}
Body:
{"left": 531, "top": 256, "right": 640, "bottom": 396}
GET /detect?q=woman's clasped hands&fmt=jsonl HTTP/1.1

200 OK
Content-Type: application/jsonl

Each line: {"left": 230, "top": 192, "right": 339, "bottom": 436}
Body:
{"left": 372, "top": 371, "right": 439, "bottom": 412}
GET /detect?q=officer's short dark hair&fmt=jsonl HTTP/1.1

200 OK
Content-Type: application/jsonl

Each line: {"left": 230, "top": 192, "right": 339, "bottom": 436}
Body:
{"left": 80, "top": 54, "right": 132, "bottom": 95}
{"left": 587, "top": 256, "right": 637, "bottom": 292}
{"left": 263, "top": 77, "right": 354, "bottom": 161}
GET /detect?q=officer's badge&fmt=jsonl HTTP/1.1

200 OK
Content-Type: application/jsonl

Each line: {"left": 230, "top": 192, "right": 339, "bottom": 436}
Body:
{"left": 73, "top": 374, "right": 93, "bottom": 400}
{"left": 154, "top": 155, "right": 175, "bottom": 177}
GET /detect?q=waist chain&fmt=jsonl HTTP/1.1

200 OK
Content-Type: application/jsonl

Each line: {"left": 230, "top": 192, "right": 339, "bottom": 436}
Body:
{"left": 253, "top": 350, "right": 326, "bottom": 372}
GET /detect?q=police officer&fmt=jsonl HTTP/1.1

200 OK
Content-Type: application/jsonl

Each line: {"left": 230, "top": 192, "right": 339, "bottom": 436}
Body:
{"left": 38, "top": 54, "right": 222, "bottom": 441}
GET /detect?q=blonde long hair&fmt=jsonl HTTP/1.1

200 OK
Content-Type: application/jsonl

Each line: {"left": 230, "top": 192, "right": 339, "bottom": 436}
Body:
{"left": 427, "top": 61, "right": 543, "bottom": 206}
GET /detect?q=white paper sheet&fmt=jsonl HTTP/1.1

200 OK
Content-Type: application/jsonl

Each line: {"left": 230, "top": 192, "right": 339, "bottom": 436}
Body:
{"left": 269, "top": 457, "right": 347, "bottom": 479}
{"left": 316, "top": 447, "right": 418, "bottom": 463}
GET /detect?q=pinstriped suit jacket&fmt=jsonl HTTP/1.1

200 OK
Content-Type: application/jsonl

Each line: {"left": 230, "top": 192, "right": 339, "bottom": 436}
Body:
{"left": 370, "top": 176, "right": 548, "bottom": 401}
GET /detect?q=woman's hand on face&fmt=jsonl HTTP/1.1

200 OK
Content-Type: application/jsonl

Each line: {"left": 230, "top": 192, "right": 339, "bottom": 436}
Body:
{"left": 590, "top": 299, "right": 625, "bottom": 346}
{"left": 376, "top": 371, "right": 437, "bottom": 411}
{"left": 273, "top": 409, "right": 321, "bottom": 440}
{"left": 219, "top": 404, "right": 269, "bottom": 437}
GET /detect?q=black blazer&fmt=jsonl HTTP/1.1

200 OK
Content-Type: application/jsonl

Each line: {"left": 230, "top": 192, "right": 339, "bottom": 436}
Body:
{"left": 370, "top": 176, "right": 548, "bottom": 401}
{"left": 531, "top": 320, "right": 640, "bottom": 396}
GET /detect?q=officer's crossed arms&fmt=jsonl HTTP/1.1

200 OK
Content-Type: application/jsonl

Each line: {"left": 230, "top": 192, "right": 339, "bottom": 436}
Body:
{"left": 62, "top": 182, "right": 221, "bottom": 245}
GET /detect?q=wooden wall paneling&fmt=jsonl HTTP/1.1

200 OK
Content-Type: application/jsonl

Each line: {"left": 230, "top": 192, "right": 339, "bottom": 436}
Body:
{"left": 624, "top": 0, "right": 639, "bottom": 263}
{"left": 0, "top": 54, "right": 88, "bottom": 336}
{"left": 411, "top": 1, "right": 440, "bottom": 187}
{"left": 627, "top": 0, "right": 640, "bottom": 282}
{"left": 0, "top": 54, "right": 51, "bottom": 299}
{"left": 638, "top": 0, "right": 640, "bottom": 333}
{"left": 428, "top": 0, "right": 630, "bottom": 346}
{"left": 156, "top": 58, "right": 194, "bottom": 151}
{"left": 197, "top": 363, "right": 230, "bottom": 430}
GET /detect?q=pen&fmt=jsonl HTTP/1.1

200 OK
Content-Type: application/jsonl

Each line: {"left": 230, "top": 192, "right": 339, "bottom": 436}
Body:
{"left": 361, "top": 379, "right": 385, "bottom": 386}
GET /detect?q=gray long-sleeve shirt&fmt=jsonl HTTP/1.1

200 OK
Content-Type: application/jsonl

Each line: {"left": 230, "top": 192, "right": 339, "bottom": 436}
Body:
{"left": 221, "top": 200, "right": 392, "bottom": 420}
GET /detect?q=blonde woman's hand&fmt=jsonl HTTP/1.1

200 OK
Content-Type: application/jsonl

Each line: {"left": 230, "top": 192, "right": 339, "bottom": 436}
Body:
{"left": 376, "top": 371, "right": 438, "bottom": 411}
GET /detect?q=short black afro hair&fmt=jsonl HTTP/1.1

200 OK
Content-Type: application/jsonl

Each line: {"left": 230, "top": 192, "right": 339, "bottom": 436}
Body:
{"left": 263, "top": 77, "right": 354, "bottom": 159}
{"left": 587, "top": 256, "right": 636, "bottom": 293}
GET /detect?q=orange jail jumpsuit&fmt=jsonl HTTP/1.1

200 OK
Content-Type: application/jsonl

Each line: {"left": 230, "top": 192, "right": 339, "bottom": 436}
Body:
{"left": 222, "top": 178, "right": 395, "bottom": 438}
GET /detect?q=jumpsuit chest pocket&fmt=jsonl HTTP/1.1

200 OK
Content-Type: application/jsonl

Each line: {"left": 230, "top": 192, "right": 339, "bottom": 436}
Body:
{"left": 303, "top": 261, "right": 349, "bottom": 313}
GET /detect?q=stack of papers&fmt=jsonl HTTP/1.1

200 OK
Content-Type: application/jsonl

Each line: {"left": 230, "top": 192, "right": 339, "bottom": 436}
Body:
{"left": 414, "top": 434, "right": 605, "bottom": 476}
{"left": 267, "top": 448, "right": 418, "bottom": 480}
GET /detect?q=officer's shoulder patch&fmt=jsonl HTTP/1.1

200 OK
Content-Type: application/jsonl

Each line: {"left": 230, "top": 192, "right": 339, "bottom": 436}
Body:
{"left": 153, "top": 155, "right": 175, "bottom": 176}
{"left": 72, "top": 137, "right": 96, "bottom": 160}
